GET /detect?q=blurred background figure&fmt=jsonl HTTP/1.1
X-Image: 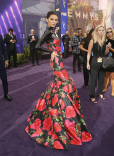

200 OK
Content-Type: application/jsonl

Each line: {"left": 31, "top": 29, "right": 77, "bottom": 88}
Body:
{"left": 62, "top": 30, "right": 70, "bottom": 59}
{"left": 0, "top": 34, "right": 13, "bottom": 101}
{"left": 71, "top": 28, "right": 82, "bottom": 73}
{"left": 54, "top": 27, "right": 59, "bottom": 38}
{"left": 103, "top": 27, "right": 114, "bottom": 97}
{"left": 80, "top": 28, "right": 94, "bottom": 88}
{"left": 28, "top": 29, "right": 39, "bottom": 66}
{"left": 4, "top": 28, "right": 17, "bottom": 69}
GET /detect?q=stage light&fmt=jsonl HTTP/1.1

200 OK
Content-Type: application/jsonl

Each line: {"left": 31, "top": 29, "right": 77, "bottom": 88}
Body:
{"left": 5, "top": 11, "right": 13, "bottom": 28}
{"left": 10, "top": 6, "right": 22, "bottom": 39}
{"left": 15, "top": 1, "right": 23, "bottom": 21}
{"left": 1, "top": 15, "right": 8, "bottom": 33}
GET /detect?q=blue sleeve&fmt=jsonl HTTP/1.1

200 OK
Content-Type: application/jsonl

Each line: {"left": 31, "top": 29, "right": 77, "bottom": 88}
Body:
{"left": 1, "top": 35, "right": 8, "bottom": 61}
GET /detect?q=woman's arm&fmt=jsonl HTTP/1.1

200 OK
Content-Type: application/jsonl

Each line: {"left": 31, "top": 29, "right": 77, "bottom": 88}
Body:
{"left": 80, "top": 40, "right": 88, "bottom": 52}
{"left": 105, "top": 42, "right": 111, "bottom": 55}
{"left": 35, "top": 29, "right": 53, "bottom": 53}
{"left": 87, "top": 40, "right": 93, "bottom": 70}
{"left": 109, "top": 47, "right": 114, "bottom": 53}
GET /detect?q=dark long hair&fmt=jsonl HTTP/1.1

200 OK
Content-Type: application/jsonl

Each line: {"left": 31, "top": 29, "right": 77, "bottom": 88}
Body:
{"left": 46, "top": 11, "right": 58, "bottom": 19}
{"left": 86, "top": 28, "right": 94, "bottom": 42}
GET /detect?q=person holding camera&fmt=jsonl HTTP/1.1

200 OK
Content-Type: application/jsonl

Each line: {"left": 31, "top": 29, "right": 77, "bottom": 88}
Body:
{"left": 4, "top": 28, "right": 17, "bottom": 69}
{"left": 28, "top": 29, "right": 39, "bottom": 66}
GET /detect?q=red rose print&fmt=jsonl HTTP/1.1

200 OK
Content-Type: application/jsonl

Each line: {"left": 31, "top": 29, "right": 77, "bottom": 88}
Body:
{"left": 65, "top": 106, "right": 76, "bottom": 118}
{"left": 53, "top": 88, "right": 57, "bottom": 93}
{"left": 27, "top": 114, "right": 31, "bottom": 122}
{"left": 51, "top": 82, "right": 55, "bottom": 88}
{"left": 70, "top": 138, "right": 82, "bottom": 145}
{"left": 75, "top": 100, "right": 80, "bottom": 110}
{"left": 57, "top": 79, "right": 61, "bottom": 88}
{"left": 63, "top": 85, "right": 68, "bottom": 92}
{"left": 60, "top": 99, "right": 65, "bottom": 109}
{"left": 56, "top": 46, "right": 61, "bottom": 51}
{"left": 72, "top": 103, "right": 81, "bottom": 115}
{"left": 44, "top": 142, "right": 49, "bottom": 146}
{"left": 53, "top": 39, "right": 60, "bottom": 45}
{"left": 48, "top": 129, "right": 54, "bottom": 135}
{"left": 49, "top": 109, "right": 58, "bottom": 116}
{"left": 37, "top": 99, "right": 46, "bottom": 111}
{"left": 82, "top": 132, "right": 92, "bottom": 142}
{"left": 52, "top": 45, "right": 56, "bottom": 50}
{"left": 54, "top": 71, "right": 64, "bottom": 79}
{"left": 42, "top": 117, "right": 53, "bottom": 131}
{"left": 82, "top": 115, "right": 84, "bottom": 118}
{"left": 46, "top": 94, "right": 50, "bottom": 100}
{"left": 30, "top": 119, "right": 41, "bottom": 130}
{"left": 25, "top": 126, "right": 29, "bottom": 133}
{"left": 63, "top": 139, "right": 66, "bottom": 144}
{"left": 68, "top": 84, "right": 72, "bottom": 93}
{"left": 53, "top": 141, "right": 64, "bottom": 149}
{"left": 52, "top": 94, "right": 58, "bottom": 106}
{"left": 61, "top": 69, "right": 69, "bottom": 80}
{"left": 51, "top": 133, "right": 58, "bottom": 140}
{"left": 60, "top": 62, "right": 64, "bottom": 68}
{"left": 54, "top": 122, "right": 61, "bottom": 132}
{"left": 31, "top": 128, "right": 42, "bottom": 137}
{"left": 55, "top": 56, "right": 59, "bottom": 65}
{"left": 36, "top": 98, "right": 42, "bottom": 109}
{"left": 65, "top": 119, "right": 75, "bottom": 130}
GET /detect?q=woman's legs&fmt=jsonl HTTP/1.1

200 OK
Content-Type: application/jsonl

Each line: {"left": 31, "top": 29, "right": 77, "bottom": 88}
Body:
{"left": 97, "top": 69, "right": 105, "bottom": 95}
{"left": 103, "top": 72, "right": 109, "bottom": 92}
{"left": 110, "top": 72, "right": 114, "bottom": 96}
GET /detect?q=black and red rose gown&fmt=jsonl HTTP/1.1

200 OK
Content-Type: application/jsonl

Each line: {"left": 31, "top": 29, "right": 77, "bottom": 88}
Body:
{"left": 25, "top": 26, "right": 92, "bottom": 150}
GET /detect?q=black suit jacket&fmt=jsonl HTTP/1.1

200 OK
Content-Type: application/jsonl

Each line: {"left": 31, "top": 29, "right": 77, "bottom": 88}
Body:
{"left": 62, "top": 34, "right": 70, "bottom": 45}
{"left": 28, "top": 35, "right": 39, "bottom": 51}
{"left": 0, "top": 34, "right": 8, "bottom": 78}
{"left": 4, "top": 33, "right": 17, "bottom": 52}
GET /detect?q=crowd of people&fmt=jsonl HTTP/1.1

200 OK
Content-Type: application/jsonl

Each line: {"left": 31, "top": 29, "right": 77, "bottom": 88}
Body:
{"left": 62, "top": 25, "right": 114, "bottom": 103}
{"left": 0, "top": 10, "right": 114, "bottom": 150}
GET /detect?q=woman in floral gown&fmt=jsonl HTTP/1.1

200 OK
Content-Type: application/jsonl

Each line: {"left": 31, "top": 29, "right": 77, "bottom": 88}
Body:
{"left": 25, "top": 11, "right": 92, "bottom": 150}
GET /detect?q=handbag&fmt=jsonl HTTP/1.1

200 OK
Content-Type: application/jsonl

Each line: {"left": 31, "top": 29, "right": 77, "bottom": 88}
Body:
{"left": 102, "top": 57, "right": 114, "bottom": 70}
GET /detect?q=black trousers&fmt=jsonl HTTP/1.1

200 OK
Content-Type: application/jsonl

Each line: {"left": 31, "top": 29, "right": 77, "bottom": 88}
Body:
{"left": 30, "top": 49, "right": 38, "bottom": 65}
{"left": 83, "top": 62, "right": 90, "bottom": 86}
{"left": 73, "top": 54, "right": 81, "bottom": 71}
{"left": 64, "top": 44, "right": 69, "bottom": 58}
{"left": 89, "top": 58, "right": 105, "bottom": 98}
{"left": 0, "top": 71, "right": 8, "bottom": 95}
{"left": 8, "top": 50, "right": 17, "bottom": 67}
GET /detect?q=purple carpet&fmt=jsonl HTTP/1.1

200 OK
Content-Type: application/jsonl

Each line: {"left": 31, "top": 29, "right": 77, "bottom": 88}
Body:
{"left": 0, "top": 56, "right": 114, "bottom": 156}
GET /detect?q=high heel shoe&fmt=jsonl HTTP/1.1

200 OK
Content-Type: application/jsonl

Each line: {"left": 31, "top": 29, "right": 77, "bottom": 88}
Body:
{"left": 97, "top": 94, "right": 105, "bottom": 100}
{"left": 90, "top": 98, "right": 97, "bottom": 103}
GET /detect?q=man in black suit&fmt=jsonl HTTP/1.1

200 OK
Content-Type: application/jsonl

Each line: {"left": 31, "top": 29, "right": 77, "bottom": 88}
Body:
{"left": 62, "top": 30, "right": 70, "bottom": 59}
{"left": 0, "top": 34, "right": 13, "bottom": 101}
{"left": 28, "top": 29, "right": 39, "bottom": 66}
{"left": 4, "top": 28, "right": 17, "bottom": 69}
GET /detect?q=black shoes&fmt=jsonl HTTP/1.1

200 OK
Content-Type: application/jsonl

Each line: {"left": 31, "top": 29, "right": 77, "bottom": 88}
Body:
{"left": 4, "top": 94, "right": 13, "bottom": 101}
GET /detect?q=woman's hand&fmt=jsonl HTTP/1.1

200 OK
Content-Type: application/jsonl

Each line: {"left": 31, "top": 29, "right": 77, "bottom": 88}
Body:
{"left": 107, "top": 42, "right": 111, "bottom": 48}
{"left": 87, "top": 63, "right": 90, "bottom": 70}
{"left": 51, "top": 52, "right": 59, "bottom": 61}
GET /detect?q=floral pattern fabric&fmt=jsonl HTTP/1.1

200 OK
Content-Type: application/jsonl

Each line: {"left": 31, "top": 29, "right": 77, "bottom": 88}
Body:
{"left": 25, "top": 37, "right": 92, "bottom": 150}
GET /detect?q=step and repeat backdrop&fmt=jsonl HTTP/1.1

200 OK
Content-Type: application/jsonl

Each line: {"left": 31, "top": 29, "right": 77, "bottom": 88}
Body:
{"left": 67, "top": 0, "right": 114, "bottom": 38}
{"left": 0, "top": 0, "right": 23, "bottom": 53}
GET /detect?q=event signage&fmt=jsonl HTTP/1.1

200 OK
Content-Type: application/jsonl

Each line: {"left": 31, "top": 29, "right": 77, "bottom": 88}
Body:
{"left": 55, "top": 0, "right": 67, "bottom": 53}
